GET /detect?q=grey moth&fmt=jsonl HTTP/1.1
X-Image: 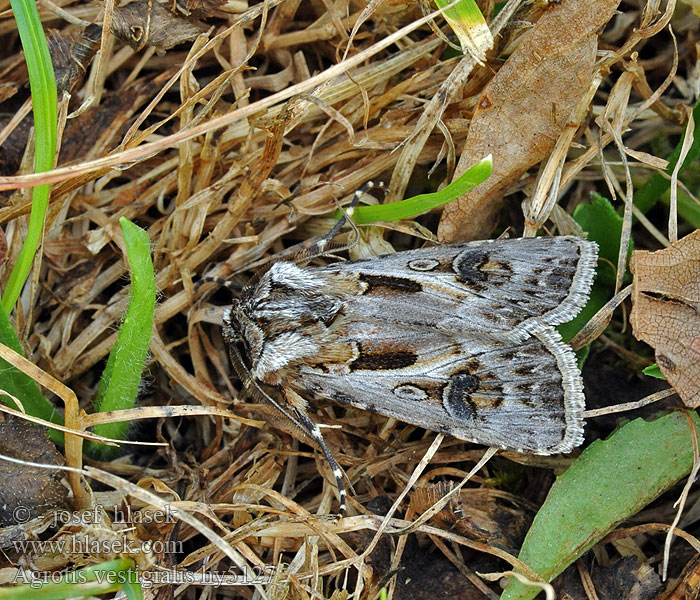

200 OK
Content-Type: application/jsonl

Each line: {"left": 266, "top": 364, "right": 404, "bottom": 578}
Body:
{"left": 218, "top": 235, "right": 598, "bottom": 513}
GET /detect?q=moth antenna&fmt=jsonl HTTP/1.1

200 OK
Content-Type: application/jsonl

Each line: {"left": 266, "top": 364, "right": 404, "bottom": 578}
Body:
{"left": 195, "top": 276, "right": 244, "bottom": 295}
{"left": 225, "top": 341, "right": 347, "bottom": 516}
{"left": 306, "top": 181, "right": 387, "bottom": 259}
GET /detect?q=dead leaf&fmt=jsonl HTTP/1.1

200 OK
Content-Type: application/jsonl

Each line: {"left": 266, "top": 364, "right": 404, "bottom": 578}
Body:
{"left": 438, "top": 0, "right": 621, "bottom": 242}
{"left": 0, "top": 82, "right": 18, "bottom": 104}
{"left": 410, "top": 482, "right": 529, "bottom": 553}
{"left": 629, "top": 229, "right": 700, "bottom": 407}
{"left": 174, "top": 0, "right": 234, "bottom": 19}
{"left": 111, "top": 0, "right": 204, "bottom": 51}
{"left": 662, "top": 554, "right": 700, "bottom": 600}
{"left": 0, "top": 416, "right": 69, "bottom": 525}
{"left": 0, "top": 227, "right": 6, "bottom": 266}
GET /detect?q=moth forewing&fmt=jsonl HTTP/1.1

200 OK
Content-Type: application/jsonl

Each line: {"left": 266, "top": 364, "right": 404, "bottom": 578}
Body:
{"left": 219, "top": 235, "right": 598, "bottom": 512}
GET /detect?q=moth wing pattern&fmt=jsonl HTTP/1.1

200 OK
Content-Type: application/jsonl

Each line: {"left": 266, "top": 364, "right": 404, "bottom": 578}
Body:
{"left": 316, "top": 236, "right": 597, "bottom": 342}
{"left": 291, "top": 324, "right": 584, "bottom": 454}
{"left": 220, "top": 235, "right": 598, "bottom": 511}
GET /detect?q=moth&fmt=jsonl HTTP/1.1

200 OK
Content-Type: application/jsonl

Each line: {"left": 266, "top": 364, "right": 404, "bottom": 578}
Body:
{"left": 215, "top": 235, "right": 598, "bottom": 514}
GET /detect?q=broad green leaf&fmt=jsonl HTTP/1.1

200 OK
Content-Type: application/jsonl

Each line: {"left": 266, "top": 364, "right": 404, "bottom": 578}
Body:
{"left": 501, "top": 411, "right": 700, "bottom": 600}
{"left": 573, "top": 193, "right": 632, "bottom": 288}
{"left": 643, "top": 363, "right": 665, "bottom": 380}
{"left": 557, "top": 282, "right": 607, "bottom": 344}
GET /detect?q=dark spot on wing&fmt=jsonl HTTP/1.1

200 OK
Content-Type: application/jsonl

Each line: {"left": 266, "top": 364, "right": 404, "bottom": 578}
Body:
{"left": 453, "top": 249, "right": 489, "bottom": 284}
{"left": 546, "top": 267, "right": 575, "bottom": 287}
{"left": 498, "top": 261, "right": 513, "bottom": 273}
{"left": 350, "top": 347, "right": 418, "bottom": 371}
{"left": 538, "top": 380, "right": 564, "bottom": 402}
{"left": 330, "top": 390, "right": 355, "bottom": 405}
{"left": 522, "top": 344, "right": 543, "bottom": 356}
{"left": 360, "top": 274, "right": 422, "bottom": 293}
{"left": 500, "top": 350, "right": 518, "bottom": 361}
{"left": 515, "top": 365, "right": 535, "bottom": 376}
{"left": 464, "top": 358, "right": 481, "bottom": 371}
{"left": 479, "top": 381, "right": 504, "bottom": 399}
{"left": 442, "top": 372, "right": 480, "bottom": 421}
{"left": 480, "top": 311, "right": 501, "bottom": 323}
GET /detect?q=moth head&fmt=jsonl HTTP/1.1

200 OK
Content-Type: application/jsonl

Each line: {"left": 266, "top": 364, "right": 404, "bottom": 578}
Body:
{"left": 222, "top": 301, "right": 264, "bottom": 370}
{"left": 197, "top": 275, "right": 264, "bottom": 372}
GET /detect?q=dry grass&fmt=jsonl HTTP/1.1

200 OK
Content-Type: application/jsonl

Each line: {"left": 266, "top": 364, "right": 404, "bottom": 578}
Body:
{"left": 1, "top": 0, "right": 699, "bottom": 598}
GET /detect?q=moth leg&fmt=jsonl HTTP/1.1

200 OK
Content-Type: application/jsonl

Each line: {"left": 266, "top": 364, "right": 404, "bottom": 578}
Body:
{"left": 283, "top": 388, "right": 347, "bottom": 516}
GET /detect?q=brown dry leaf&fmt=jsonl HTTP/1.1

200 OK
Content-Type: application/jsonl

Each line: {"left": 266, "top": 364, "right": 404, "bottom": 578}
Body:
{"left": 629, "top": 229, "right": 700, "bottom": 407}
{"left": 410, "top": 482, "right": 529, "bottom": 553}
{"left": 175, "top": 0, "right": 235, "bottom": 19}
{"left": 0, "top": 226, "right": 6, "bottom": 266}
{"left": 661, "top": 554, "right": 700, "bottom": 600}
{"left": 111, "top": 0, "right": 204, "bottom": 51}
{"left": 438, "top": 0, "right": 621, "bottom": 242}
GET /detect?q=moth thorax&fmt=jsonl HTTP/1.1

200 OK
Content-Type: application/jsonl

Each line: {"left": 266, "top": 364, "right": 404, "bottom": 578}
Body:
{"left": 253, "top": 330, "right": 321, "bottom": 381}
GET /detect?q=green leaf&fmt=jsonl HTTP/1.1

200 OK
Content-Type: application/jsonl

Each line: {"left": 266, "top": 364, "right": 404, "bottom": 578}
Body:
{"left": 573, "top": 193, "right": 632, "bottom": 288}
{"left": 557, "top": 282, "right": 607, "bottom": 345}
{"left": 643, "top": 363, "right": 665, "bottom": 380}
{"left": 4, "top": 0, "right": 57, "bottom": 312}
{"left": 120, "top": 578, "right": 144, "bottom": 600}
{"left": 434, "top": 0, "right": 492, "bottom": 56}
{"left": 86, "top": 218, "right": 155, "bottom": 457}
{"left": 334, "top": 155, "right": 492, "bottom": 224}
{"left": 634, "top": 98, "right": 700, "bottom": 215}
{"left": 0, "top": 301, "right": 63, "bottom": 443}
{"left": 0, "top": 559, "right": 137, "bottom": 599}
{"left": 500, "top": 411, "right": 700, "bottom": 600}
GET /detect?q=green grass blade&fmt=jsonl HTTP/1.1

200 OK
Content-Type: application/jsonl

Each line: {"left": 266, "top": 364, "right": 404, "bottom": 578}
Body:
{"left": 2, "top": 559, "right": 138, "bottom": 599}
{"left": 0, "top": 301, "right": 63, "bottom": 443}
{"left": 500, "top": 411, "right": 700, "bottom": 600}
{"left": 334, "top": 155, "right": 492, "bottom": 224}
{"left": 86, "top": 218, "right": 155, "bottom": 458}
{"left": 434, "top": 0, "right": 492, "bottom": 56}
{"left": 3, "top": 0, "right": 57, "bottom": 312}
